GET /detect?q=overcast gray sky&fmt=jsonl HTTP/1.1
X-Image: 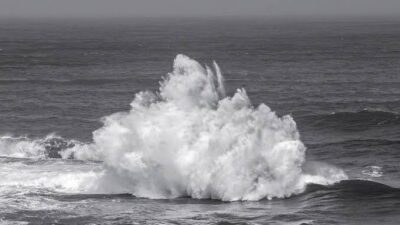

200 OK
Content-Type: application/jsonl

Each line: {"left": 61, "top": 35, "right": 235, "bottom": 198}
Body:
{"left": 1, "top": 0, "right": 400, "bottom": 18}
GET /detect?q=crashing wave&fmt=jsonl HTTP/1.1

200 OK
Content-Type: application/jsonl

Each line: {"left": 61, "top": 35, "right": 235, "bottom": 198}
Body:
{"left": 71, "top": 54, "right": 346, "bottom": 200}
{"left": 0, "top": 55, "right": 347, "bottom": 201}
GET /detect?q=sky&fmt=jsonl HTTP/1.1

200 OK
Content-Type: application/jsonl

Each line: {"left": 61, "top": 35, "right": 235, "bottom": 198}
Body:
{"left": 1, "top": 0, "right": 400, "bottom": 18}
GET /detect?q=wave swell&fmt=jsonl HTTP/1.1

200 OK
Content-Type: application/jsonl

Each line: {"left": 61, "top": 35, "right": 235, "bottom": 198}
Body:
{"left": 305, "top": 109, "right": 400, "bottom": 130}
{"left": 305, "top": 179, "right": 400, "bottom": 197}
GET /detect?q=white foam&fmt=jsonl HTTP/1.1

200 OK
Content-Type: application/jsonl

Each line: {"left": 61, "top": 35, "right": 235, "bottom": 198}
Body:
{"left": 0, "top": 135, "right": 47, "bottom": 158}
{"left": 0, "top": 159, "right": 103, "bottom": 194}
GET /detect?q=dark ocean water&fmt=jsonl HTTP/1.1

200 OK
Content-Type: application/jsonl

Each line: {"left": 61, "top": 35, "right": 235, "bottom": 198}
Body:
{"left": 0, "top": 17, "right": 400, "bottom": 224}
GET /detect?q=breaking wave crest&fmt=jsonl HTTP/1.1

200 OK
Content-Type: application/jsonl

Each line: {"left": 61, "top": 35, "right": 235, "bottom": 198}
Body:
{"left": 0, "top": 55, "right": 347, "bottom": 201}
{"left": 0, "top": 134, "right": 83, "bottom": 159}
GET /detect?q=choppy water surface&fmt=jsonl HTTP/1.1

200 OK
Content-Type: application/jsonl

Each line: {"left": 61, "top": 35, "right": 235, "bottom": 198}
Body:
{"left": 0, "top": 18, "right": 400, "bottom": 224}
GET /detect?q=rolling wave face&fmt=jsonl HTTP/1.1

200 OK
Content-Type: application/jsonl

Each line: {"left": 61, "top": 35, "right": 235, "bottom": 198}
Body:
{"left": 60, "top": 54, "right": 346, "bottom": 201}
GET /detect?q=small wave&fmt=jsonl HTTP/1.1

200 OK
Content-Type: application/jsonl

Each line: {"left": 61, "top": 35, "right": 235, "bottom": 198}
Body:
{"left": 0, "top": 134, "right": 85, "bottom": 159}
{"left": 362, "top": 166, "right": 384, "bottom": 178}
{"left": 305, "top": 179, "right": 400, "bottom": 196}
{"left": 304, "top": 109, "right": 400, "bottom": 130}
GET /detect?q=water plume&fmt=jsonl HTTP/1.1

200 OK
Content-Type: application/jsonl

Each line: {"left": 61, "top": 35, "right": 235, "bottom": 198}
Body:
{"left": 66, "top": 54, "right": 347, "bottom": 200}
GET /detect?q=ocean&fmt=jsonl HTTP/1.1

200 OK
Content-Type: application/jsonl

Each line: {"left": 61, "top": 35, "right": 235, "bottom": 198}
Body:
{"left": 0, "top": 17, "right": 399, "bottom": 224}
